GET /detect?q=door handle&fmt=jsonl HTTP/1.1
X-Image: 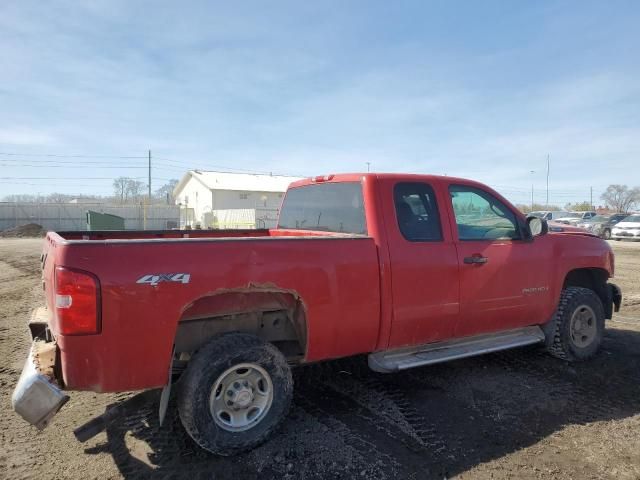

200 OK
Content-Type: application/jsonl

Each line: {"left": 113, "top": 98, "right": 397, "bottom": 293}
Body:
{"left": 463, "top": 255, "right": 488, "bottom": 265}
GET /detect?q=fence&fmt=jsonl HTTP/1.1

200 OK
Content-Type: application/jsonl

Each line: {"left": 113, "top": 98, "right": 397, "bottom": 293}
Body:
{"left": 0, "top": 202, "right": 180, "bottom": 231}
{"left": 201, "top": 208, "right": 280, "bottom": 229}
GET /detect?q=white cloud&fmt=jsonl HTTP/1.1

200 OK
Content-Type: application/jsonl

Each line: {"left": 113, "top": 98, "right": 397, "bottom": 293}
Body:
{"left": 0, "top": 127, "right": 58, "bottom": 146}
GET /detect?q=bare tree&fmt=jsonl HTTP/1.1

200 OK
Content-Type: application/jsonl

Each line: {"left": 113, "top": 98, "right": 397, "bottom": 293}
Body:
{"left": 113, "top": 177, "right": 129, "bottom": 203}
{"left": 46, "top": 193, "right": 74, "bottom": 203}
{"left": 112, "top": 177, "right": 147, "bottom": 204}
{"left": 154, "top": 179, "right": 179, "bottom": 204}
{"left": 126, "top": 180, "right": 146, "bottom": 203}
{"left": 600, "top": 185, "right": 640, "bottom": 213}
{"left": 1, "top": 194, "right": 38, "bottom": 202}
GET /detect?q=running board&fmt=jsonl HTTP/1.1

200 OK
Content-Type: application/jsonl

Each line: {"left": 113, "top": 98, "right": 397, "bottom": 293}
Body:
{"left": 368, "top": 326, "right": 545, "bottom": 373}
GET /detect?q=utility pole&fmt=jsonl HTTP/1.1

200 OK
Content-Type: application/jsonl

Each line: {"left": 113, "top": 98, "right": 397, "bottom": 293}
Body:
{"left": 144, "top": 149, "right": 151, "bottom": 230}
{"left": 366, "top": 162, "right": 371, "bottom": 172}
{"left": 546, "top": 154, "right": 550, "bottom": 207}
{"left": 590, "top": 186, "right": 593, "bottom": 210}
{"left": 531, "top": 184, "right": 534, "bottom": 211}
{"left": 530, "top": 170, "right": 535, "bottom": 211}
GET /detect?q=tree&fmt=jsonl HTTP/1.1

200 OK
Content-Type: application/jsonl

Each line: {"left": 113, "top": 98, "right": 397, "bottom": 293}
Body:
{"left": 517, "top": 203, "right": 561, "bottom": 214}
{"left": 113, "top": 177, "right": 129, "bottom": 203}
{"left": 564, "top": 201, "right": 593, "bottom": 212}
{"left": 113, "top": 177, "right": 147, "bottom": 204}
{"left": 154, "top": 179, "right": 179, "bottom": 204}
{"left": 126, "top": 180, "right": 146, "bottom": 202}
{"left": 600, "top": 185, "right": 640, "bottom": 213}
{"left": 1, "top": 194, "right": 38, "bottom": 202}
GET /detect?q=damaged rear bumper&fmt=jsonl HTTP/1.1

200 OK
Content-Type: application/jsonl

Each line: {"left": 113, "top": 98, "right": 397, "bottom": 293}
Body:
{"left": 12, "top": 310, "right": 69, "bottom": 430}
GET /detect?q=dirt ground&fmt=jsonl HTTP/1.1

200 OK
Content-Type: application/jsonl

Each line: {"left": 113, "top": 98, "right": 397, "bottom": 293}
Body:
{"left": 1, "top": 238, "right": 640, "bottom": 480}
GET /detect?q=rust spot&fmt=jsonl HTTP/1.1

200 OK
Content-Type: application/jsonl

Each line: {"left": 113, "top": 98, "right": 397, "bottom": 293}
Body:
{"left": 178, "top": 283, "right": 309, "bottom": 359}
{"left": 31, "top": 339, "right": 58, "bottom": 383}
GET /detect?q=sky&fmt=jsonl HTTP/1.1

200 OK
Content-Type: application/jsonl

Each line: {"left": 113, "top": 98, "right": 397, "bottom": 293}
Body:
{"left": 0, "top": 1, "right": 639, "bottom": 206}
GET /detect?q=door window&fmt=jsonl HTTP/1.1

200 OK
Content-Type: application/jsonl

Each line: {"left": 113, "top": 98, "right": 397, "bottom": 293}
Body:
{"left": 449, "top": 185, "right": 520, "bottom": 240}
{"left": 394, "top": 183, "right": 443, "bottom": 241}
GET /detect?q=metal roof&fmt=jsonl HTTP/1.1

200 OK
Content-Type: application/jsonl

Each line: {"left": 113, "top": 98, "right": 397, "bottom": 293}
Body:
{"left": 174, "top": 170, "right": 304, "bottom": 195}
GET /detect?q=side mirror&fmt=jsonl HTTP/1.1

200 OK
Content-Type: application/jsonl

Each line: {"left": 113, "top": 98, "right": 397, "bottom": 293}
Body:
{"left": 527, "top": 216, "right": 548, "bottom": 237}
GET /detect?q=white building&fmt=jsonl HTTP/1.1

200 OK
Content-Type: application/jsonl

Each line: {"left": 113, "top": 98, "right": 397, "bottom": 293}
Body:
{"left": 173, "top": 170, "right": 303, "bottom": 229}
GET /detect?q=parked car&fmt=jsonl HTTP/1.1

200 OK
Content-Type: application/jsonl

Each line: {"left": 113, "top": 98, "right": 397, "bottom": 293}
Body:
{"left": 547, "top": 221, "right": 589, "bottom": 233}
{"left": 577, "top": 213, "right": 629, "bottom": 239}
{"left": 554, "top": 211, "right": 597, "bottom": 226}
{"left": 12, "top": 173, "right": 622, "bottom": 456}
{"left": 611, "top": 214, "right": 640, "bottom": 240}
{"left": 529, "top": 210, "right": 571, "bottom": 221}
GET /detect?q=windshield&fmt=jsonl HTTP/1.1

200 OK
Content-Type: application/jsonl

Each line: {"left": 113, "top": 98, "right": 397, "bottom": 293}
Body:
{"left": 622, "top": 215, "right": 640, "bottom": 223}
{"left": 278, "top": 182, "right": 367, "bottom": 234}
{"left": 564, "top": 212, "right": 582, "bottom": 218}
{"left": 588, "top": 215, "right": 608, "bottom": 222}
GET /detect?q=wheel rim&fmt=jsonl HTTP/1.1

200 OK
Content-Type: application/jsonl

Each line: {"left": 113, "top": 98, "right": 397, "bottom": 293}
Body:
{"left": 209, "top": 363, "right": 274, "bottom": 432}
{"left": 604, "top": 229, "right": 611, "bottom": 239}
{"left": 570, "top": 305, "right": 598, "bottom": 348}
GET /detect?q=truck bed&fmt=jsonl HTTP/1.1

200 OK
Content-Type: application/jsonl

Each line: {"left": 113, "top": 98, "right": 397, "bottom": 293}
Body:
{"left": 42, "top": 228, "right": 381, "bottom": 392}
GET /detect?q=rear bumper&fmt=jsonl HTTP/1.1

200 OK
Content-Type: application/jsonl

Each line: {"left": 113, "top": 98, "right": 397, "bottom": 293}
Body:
{"left": 12, "top": 311, "right": 69, "bottom": 430}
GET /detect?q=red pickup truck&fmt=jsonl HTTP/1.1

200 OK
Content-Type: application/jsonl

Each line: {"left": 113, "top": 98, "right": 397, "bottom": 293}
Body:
{"left": 12, "top": 173, "right": 621, "bottom": 455}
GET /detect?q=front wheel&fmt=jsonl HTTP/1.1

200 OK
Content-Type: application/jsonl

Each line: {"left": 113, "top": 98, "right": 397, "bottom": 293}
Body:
{"left": 178, "top": 333, "right": 293, "bottom": 455}
{"left": 602, "top": 228, "right": 611, "bottom": 240}
{"left": 545, "top": 287, "right": 605, "bottom": 362}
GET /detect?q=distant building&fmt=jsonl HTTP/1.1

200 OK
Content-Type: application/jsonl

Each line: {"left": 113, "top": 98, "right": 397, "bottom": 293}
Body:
{"left": 173, "top": 170, "right": 303, "bottom": 229}
{"left": 69, "top": 197, "right": 108, "bottom": 204}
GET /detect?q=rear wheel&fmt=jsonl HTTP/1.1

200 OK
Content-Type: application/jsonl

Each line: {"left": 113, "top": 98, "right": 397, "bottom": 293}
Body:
{"left": 602, "top": 228, "right": 611, "bottom": 240}
{"left": 178, "top": 333, "right": 293, "bottom": 455}
{"left": 546, "top": 287, "right": 605, "bottom": 362}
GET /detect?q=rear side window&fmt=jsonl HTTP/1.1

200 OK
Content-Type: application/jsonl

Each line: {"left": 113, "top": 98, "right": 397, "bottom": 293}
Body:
{"left": 449, "top": 185, "right": 520, "bottom": 241}
{"left": 278, "top": 182, "right": 366, "bottom": 234}
{"left": 394, "top": 182, "right": 443, "bottom": 241}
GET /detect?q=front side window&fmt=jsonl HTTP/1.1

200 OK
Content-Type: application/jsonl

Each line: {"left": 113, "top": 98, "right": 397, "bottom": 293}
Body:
{"left": 394, "top": 182, "right": 442, "bottom": 241}
{"left": 449, "top": 185, "right": 520, "bottom": 241}
{"left": 277, "top": 182, "right": 366, "bottom": 234}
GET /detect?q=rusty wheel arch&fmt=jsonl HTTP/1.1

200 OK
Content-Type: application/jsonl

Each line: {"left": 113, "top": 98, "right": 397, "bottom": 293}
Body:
{"left": 173, "top": 284, "right": 308, "bottom": 363}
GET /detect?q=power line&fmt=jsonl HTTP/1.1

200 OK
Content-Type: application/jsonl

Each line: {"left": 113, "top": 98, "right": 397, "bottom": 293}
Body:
{"left": 0, "top": 176, "right": 147, "bottom": 180}
{"left": 0, "top": 152, "right": 146, "bottom": 159}
{"left": 0, "top": 163, "right": 147, "bottom": 169}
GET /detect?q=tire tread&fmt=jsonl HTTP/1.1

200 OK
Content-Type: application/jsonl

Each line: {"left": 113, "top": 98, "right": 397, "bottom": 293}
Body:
{"left": 177, "top": 332, "right": 292, "bottom": 456}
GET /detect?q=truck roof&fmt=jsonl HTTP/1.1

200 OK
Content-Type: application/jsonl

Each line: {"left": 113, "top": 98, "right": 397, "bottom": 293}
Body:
{"left": 289, "top": 173, "right": 482, "bottom": 189}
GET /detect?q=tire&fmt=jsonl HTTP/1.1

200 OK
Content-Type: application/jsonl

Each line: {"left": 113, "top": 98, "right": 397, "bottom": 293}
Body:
{"left": 545, "top": 287, "right": 605, "bottom": 362}
{"left": 177, "top": 332, "right": 293, "bottom": 456}
{"left": 602, "top": 229, "right": 611, "bottom": 240}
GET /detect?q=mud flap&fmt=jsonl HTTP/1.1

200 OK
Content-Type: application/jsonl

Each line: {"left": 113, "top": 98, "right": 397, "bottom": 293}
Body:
{"left": 158, "top": 347, "right": 175, "bottom": 427}
{"left": 606, "top": 283, "right": 622, "bottom": 319}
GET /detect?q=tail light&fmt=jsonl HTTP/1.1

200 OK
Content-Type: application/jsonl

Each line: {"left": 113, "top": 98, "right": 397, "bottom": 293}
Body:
{"left": 55, "top": 266, "right": 101, "bottom": 335}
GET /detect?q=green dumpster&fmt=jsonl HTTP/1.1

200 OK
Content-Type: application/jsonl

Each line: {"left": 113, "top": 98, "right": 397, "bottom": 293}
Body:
{"left": 86, "top": 211, "right": 125, "bottom": 230}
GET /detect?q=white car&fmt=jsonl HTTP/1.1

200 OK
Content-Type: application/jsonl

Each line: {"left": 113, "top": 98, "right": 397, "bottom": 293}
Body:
{"left": 529, "top": 211, "right": 571, "bottom": 221}
{"left": 611, "top": 214, "right": 640, "bottom": 240}
{"left": 555, "top": 211, "right": 597, "bottom": 226}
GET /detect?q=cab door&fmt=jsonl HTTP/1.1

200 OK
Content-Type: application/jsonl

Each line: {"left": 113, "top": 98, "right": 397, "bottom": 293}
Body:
{"left": 382, "top": 179, "right": 460, "bottom": 348}
{"left": 445, "top": 183, "right": 553, "bottom": 337}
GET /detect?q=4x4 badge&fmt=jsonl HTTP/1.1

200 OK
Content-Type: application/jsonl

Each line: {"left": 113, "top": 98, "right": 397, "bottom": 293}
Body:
{"left": 136, "top": 273, "right": 191, "bottom": 286}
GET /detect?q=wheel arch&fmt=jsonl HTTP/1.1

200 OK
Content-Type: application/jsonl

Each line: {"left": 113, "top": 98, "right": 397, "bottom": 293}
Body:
{"left": 174, "top": 285, "right": 308, "bottom": 363}
{"left": 562, "top": 267, "right": 611, "bottom": 318}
